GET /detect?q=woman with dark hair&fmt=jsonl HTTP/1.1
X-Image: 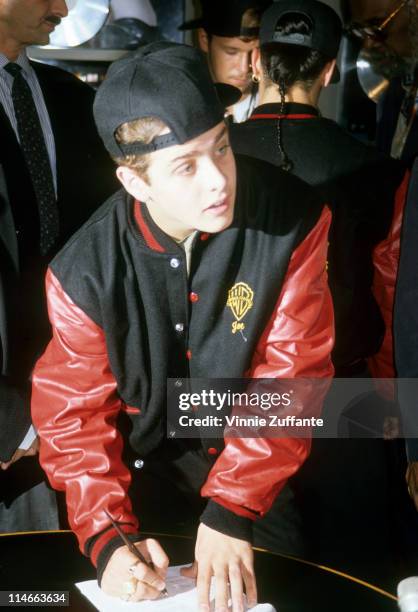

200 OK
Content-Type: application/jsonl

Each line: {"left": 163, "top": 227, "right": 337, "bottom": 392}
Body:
{"left": 230, "top": 0, "right": 416, "bottom": 582}
{"left": 258, "top": 12, "right": 332, "bottom": 171}
{"left": 231, "top": 0, "right": 408, "bottom": 381}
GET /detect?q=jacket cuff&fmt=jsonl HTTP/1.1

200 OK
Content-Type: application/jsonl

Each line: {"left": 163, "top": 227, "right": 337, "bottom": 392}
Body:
{"left": 200, "top": 499, "right": 253, "bottom": 542}
{"left": 406, "top": 439, "right": 418, "bottom": 462}
{"left": 0, "top": 380, "right": 31, "bottom": 462}
{"left": 85, "top": 525, "right": 141, "bottom": 585}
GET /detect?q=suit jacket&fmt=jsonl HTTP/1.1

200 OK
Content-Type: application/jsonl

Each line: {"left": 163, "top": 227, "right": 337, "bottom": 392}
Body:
{"left": 0, "top": 166, "right": 30, "bottom": 463}
{"left": 377, "top": 77, "right": 418, "bottom": 166}
{"left": 0, "top": 61, "right": 118, "bottom": 464}
{"left": 394, "top": 158, "right": 418, "bottom": 461}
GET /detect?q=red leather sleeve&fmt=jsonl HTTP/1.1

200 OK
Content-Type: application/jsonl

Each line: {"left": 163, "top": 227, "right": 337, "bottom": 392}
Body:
{"left": 201, "top": 206, "right": 335, "bottom": 518}
{"left": 31, "top": 270, "right": 138, "bottom": 561}
{"left": 368, "top": 170, "right": 409, "bottom": 388}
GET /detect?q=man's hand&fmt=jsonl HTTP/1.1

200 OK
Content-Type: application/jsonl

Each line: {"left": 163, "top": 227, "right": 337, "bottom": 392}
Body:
{"left": 406, "top": 462, "right": 418, "bottom": 511}
{"left": 0, "top": 437, "right": 39, "bottom": 470}
{"left": 181, "top": 523, "right": 257, "bottom": 612}
{"left": 101, "top": 539, "right": 168, "bottom": 602}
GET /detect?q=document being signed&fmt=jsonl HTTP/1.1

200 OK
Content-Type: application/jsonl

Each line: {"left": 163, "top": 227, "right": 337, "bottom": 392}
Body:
{"left": 76, "top": 564, "right": 276, "bottom": 611}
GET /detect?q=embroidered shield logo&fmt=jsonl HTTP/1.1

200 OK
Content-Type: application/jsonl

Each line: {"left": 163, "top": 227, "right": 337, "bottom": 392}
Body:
{"left": 227, "top": 282, "right": 254, "bottom": 338}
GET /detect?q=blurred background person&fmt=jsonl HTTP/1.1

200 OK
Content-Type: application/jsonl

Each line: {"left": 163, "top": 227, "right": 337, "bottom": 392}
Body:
{"left": 345, "top": 0, "right": 418, "bottom": 163}
{"left": 179, "top": 0, "right": 272, "bottom": 122}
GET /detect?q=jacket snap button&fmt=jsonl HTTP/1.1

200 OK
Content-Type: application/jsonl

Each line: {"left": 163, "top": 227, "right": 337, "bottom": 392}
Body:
{"left": 208, "top": 447, "right": 218, "bottom": 456}
{"left": 170, "top": 258, "right": 180, "bottom": 269}
{"left": 189, "top": 292, "right": 199, "bottom": 303}
{"left": 175, "top": 323, "right": 184, "bottom": 332}
{"left": 134, "top": 459, "right": 144, "bottom": 469}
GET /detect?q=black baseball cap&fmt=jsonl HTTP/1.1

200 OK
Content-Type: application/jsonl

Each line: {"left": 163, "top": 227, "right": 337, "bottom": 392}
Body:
{"left": 260, "top": 0, "right": 342, "bottom": 60}
{"left": 94, "top": 41, "right": 240, "bottom": 158}
{"left": 179, "top": 0, "right": 272, "bottom": 38}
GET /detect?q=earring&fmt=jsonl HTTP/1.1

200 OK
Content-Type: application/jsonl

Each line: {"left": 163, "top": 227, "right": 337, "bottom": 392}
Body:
{"left": 251, "top": 73, "right": 259, "bottom": 84}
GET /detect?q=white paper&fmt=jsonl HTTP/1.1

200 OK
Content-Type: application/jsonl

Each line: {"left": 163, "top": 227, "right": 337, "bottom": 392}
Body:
{"left": 76, "top": 564, "right": 276, "bottom": 611}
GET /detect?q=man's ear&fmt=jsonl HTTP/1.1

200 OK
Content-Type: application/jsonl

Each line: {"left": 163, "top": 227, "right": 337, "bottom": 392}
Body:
{"left": 116, "top": 166, "right": 150, "bottom": 202}
{"left": 197, "top": 28, "right": 209, "bottom": 53}
{"left": 251, "top": 47, "right": 262, "bottom": 80}
{"left": 323, "top": 59, "right": 337, "bottom": 88}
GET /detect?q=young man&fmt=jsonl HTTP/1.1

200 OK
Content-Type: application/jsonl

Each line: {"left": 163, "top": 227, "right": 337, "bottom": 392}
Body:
{"left": 180, "top": 0, "right": 272, "bottom": 122}
{"left": 32, "top": 42, "right": 334, "bottom": 607}
{"left": 230, "top": 0, "right": 413, "bottom": 579}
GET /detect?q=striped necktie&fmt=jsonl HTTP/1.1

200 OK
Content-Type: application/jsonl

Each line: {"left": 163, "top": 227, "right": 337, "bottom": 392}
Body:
{"left": 5, "top": 62, "right": 59, "bottom": 255}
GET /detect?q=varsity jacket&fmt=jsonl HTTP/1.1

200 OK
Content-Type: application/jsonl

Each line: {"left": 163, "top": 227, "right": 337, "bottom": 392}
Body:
{"left": 32, "top": 155, "right": 334, "bottom": 574}
{"left": 230, "top": 103, "right": 409, "bottom": 378}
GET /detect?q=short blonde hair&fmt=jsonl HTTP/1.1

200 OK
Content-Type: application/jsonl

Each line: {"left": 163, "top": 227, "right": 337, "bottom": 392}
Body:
{"left": 242, "top": 7, "right": 261, "bottom": 31}
{"left": 113, "top": 116, "right": 168, "bottom": 181}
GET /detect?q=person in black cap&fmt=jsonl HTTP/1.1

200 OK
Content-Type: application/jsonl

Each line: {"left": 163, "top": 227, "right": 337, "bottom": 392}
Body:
{"left": 231, "top": 0, "right": 410, "bottom": 384}
{"left": 230, "top": 0, "right": 414, "bottom": 580}
{"left": 180, "top": 0, "right": 272, "bottom": 122}
{"left": 31, "top": 41, "right": 334, "bottom": 606}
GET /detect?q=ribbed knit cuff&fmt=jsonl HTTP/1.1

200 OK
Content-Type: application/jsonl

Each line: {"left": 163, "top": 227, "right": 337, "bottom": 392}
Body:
{"left": 96, "top": 532, "right": 142, "bottom": 586}
{"left": 200, "top": 499, "right": 253, "bottom": 542}
{"left": 85, "top": 525, "right": 141, "bottom": 586}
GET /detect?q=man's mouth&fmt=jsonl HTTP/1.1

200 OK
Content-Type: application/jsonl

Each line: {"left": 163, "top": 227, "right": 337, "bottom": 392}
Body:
{"left": 204, "top": 197, "right": 229, "bottom": 215}
{"left": 229, "top": 77, "right": 249, "bottom": 88}
{"left": 45, "top": 15, "right": 62, "bottom": 27}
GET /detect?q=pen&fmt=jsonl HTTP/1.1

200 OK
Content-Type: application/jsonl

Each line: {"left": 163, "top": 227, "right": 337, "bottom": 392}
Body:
{"left": 104, "top": 509, "right": 169, "bottom": 597}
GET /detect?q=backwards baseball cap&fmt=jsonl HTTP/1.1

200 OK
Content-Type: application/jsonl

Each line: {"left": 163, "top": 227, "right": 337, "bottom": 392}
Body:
{"left": 259, "top": 0, "right": 342, "bottom": 60}
{"left": 94, "top": 41, "right": 240, "bottom": 158}
{"left": 179, "top": 0, "right": 272, "bottom": 38}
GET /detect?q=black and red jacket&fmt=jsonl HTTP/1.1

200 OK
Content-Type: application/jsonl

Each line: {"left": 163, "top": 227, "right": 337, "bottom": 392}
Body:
{"left": 230, "top": 103, "right": 410, "bottom": 379}
{"left": 31, "top": 155, "right": 334, "bottom": 573}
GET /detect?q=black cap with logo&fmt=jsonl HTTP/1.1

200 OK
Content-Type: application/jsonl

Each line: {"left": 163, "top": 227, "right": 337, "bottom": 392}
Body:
{"left": 259, "top": 0, "right": 342, "bottom": 59}
{"left": 179, "top": 0, "right": 272, "bottom": 38}
{"left": 94, "top": 41, "right": 240, "bottom": 158}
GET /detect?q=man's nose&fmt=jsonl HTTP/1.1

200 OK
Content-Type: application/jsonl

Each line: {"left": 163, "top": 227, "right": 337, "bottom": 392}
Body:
{"left": 52, "top": 0, "right": 69, "bottom": 18}
{"left": 205, "top": 158, "right": 227, "bottom": 192}
{"left": 236, "top": 52, "right": 251, "bottom": 75}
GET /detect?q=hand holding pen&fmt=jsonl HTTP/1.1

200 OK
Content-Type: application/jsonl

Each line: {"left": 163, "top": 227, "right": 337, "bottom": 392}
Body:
{"left": 101, "top": 509, "right": 169, "bottom": 602}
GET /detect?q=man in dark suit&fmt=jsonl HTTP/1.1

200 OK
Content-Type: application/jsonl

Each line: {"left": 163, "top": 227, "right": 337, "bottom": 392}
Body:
{"left": 395, "top": 158, "right": 418, "bottom": 512}
{"left": 0, "top": 166, "right": 33, "bottom": 466}
{"left": 343, "top": 1, "right": 418, "bottom": 162}
{"left": 0, "top": 0, "right": 118, "bottom": 529}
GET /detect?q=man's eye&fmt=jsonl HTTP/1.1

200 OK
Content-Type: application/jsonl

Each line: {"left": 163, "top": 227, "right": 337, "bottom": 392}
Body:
{"left": 176, "top": 162, "right": 194, "bottom": 175}
{"left": 217, "top": 144, "right": 230, "bottom": 155}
